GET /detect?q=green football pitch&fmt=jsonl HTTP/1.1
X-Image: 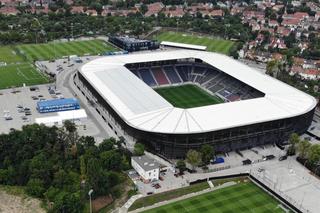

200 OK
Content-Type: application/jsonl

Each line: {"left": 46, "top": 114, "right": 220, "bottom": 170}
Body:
{"left": 154, "top": 31, "right": 235, "bottom": 55}
{"left": 16, "top": 39, "right": 116, "bottom": 61}
{"left": 0, "top": 46, "right": 24, "bottom": 64}
{"left": 142, "top": 182, "right": 289, "bottom": 213}
{"left": 0, "top": 63, "right": 49, "bottom": 89}
{"left": 155, "top": 84, "right": 223, "bottom": 108}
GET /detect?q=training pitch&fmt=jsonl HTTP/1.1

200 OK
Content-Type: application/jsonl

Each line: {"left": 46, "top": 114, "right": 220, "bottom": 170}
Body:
{"left": 142, "top": 182, "right": 289, "bottom": 213}
{"left": 0, "top": 63, "right": 49, "bottom": 89}
{"left": 16, "top": 39, "right": 116, "bottom": 61}
{"left": 155, "top": 31, "right": 235, "bottom": 55}
{"left": 155, "top": 84, "right": 223, "bottom": 108}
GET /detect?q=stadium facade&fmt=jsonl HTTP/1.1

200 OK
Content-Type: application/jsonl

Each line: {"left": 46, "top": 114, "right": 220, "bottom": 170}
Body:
{"left": 74, "top": 50, "right": 316, "bottom": 158}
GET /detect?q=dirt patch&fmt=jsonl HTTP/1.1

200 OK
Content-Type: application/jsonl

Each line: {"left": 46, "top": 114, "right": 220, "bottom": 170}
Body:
{"left": 92, "top": 195, "right": 113, "bottom": 212}
{"left": 0, "top": 190, "right": 45, "bottom": 213}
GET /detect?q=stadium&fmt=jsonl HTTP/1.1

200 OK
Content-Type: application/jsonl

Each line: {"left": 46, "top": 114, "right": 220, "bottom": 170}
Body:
{"left": 74, "top": 50, "right": 317, "bottom": 158}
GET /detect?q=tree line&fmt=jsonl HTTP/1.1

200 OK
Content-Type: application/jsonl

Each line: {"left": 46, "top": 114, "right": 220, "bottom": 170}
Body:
{"left": 288, "top": 133, "right": 320, "bottom": 176}
{"left": 0, "top": 11, "right": 252, "bottom": 45}
{"left": 0, "top": 121, "right": 132, "bottom": 212}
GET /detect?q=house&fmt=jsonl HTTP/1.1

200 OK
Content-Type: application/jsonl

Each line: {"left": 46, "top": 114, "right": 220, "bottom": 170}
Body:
{"left": 163, "top": 6, "right": 185, "bottom": 18}
{"left": 131, "top": 155, "right": 160, "bottom": 182}
{"left": 282, "top": 18, "right": 300, "bottom": 28}
{"left": 144, "top": 2, "right": 164, "bottom": 17}
{"left": 86, "top": 9, "right": 97, "bottom": 16}
{"left": 0, "top": 6, "right": 19, "bottom": 15}
{"left": 291, "top": 68, "right": 320, "bottom": 80}
{"left": 268, "top": 20, "right": 279, "bottom": 27}
{"left": 71, "top": 6, "right": 84, "bottom": 14}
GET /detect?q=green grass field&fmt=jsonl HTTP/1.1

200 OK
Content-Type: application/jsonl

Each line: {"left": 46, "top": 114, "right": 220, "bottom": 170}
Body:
{"left": 0, "top": 63, "right": 49, "bottom": 89}
{"left": 16, "top": 39, "right": 116, "bottom": 61}
{"left": 0, "top": 39, "right": 116, "bottom": 89}
{"left": 155, "top": 31, "right": 235, "bottom": 55}
{"left": 155, "top": 84, "right": 223, "bottom": 108}
{"left": 142, "top": 182, "right": 288, "bottom": 213}
{"left": 0, "top": 46, "right": 24, "bottom": 64}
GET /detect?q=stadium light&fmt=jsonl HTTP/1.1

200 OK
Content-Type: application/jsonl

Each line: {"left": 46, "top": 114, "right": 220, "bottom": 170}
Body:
{"left": 88, "top": 189, "right": 93, "bottom": 213}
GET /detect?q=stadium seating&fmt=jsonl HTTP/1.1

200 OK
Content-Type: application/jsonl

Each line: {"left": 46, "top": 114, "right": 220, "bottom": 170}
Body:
{"left": 151, "top": 67, "right": 169, "bottom": 85}
{"left": 163, "top": 66, "right": 182, "bottom": 84}
{"left": 129, "top": 62, "right": 264, "bottom": 102}
{"left": 138, "top": 68, "right": 157, "bottom": 87}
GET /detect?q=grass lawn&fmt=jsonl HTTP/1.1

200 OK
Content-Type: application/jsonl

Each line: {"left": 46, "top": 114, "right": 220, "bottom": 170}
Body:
{"left": 141, "top": 182, "right": 288, "bottom": 213}
{"left": 16, "top": 39, "right": 117, "bottom": 61}
{"left": 129, "top": 182, "right": 209, "bottom": 211}
{"left": 154, "top": 31, "right": 235, "bottom": 55}
{"left": 0, "top": 63, "right": 49, "bottom": 89}
{"left": 0, "top": 46, "right": 24, "bottom": 64}
{"left": 155, "top": 84, "right": 223, "bottom": 108}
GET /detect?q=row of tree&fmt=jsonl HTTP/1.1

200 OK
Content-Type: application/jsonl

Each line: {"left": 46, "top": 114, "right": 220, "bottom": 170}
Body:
{"left": 0, "top": 121, "right": 131, "bottom": 212}
{"left": 288, "top": 133, "right": 320, "bottom": 176}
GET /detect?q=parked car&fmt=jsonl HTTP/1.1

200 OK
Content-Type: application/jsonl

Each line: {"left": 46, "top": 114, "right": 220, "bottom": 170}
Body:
{"left": 279, "top": 156, "right": 287, "bottom": 161}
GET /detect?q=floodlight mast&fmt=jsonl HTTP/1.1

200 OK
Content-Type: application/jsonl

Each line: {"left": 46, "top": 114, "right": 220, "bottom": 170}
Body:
{"left": 88, "top": 189, "right": 93, "bottom": 213}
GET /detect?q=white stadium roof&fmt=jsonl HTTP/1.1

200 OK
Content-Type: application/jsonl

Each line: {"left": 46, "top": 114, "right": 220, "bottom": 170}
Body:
{"left": 160, "top": 41, "right": 207, "bottom": 50}
{"left": 80, "top": 50, "right": 316, "bottom": 134}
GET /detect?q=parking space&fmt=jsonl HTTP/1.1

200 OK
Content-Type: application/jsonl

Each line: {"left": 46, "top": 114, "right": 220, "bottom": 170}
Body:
{"left": 130, "top": 168, "right": 188, "bottom": 195}
{"left": 206, "top": 145, "right": 286, "bottom": 172}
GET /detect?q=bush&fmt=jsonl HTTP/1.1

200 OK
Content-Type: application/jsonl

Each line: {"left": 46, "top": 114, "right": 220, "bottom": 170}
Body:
{"left": 26, "top": 178, "right": 45, "bottom": 197}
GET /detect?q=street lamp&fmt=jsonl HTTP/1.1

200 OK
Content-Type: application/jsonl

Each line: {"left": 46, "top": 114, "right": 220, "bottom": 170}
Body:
{"left": 88, "top": 189, "right": 93, "bottom": 213}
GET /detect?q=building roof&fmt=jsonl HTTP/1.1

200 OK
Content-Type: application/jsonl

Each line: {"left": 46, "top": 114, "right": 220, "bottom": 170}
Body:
{"left": 37, "top": 98, "right": 79, "bottom": 108}
{"left": 57, "top": 109, "right": 87, "bottom": 120}
{"left": 160, "top": 41, "right": 207, "bottom": 50}
{"left": 79, "top": 50, "right": 317, "bottom": 134}
{"left": 132, "top": 155, "right": 160, "bottom": 171}
{"left": 35, "top": 109, "right": 87, "bottom": 126}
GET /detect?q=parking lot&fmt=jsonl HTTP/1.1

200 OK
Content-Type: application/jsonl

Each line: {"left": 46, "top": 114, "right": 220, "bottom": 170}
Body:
{"left": 0, "top": 62, "right": 106, "bottom": 141}
{"left": 130, "top": 167, "right": 189, "bottom": 195}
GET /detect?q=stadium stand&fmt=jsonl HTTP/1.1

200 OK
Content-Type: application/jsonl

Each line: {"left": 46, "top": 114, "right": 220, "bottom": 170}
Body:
{"left": 129, "top": 62, "right": 265, "bottom": 102}
{"left": 163, "top": 66, "right": 182, "bottom": 84}
{"left": 138, "top": 68, "right": 157, "bottom": 87}
{"left": 151, "top": 67, "right": 169, "bottom": 85}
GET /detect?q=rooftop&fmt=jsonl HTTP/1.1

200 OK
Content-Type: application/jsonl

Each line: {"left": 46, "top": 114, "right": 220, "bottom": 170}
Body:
{"left": 132, "top": 155, "right": 160, "bottom": 171}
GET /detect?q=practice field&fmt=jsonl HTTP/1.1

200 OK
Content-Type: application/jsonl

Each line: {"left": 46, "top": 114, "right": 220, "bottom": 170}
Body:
{"left": 16, "top": 39, "right": 116, "bottom": 61}
{"left": 155, "top": 84, "right": 223, "bottom": 108}
{"left": 142, "top": 182, "right": 288, "bottom": 213}
{"left": 155, "top": 31, "right": 235, "bottom": 55}
{"left": 0, "top": 46, "right": 24, "bottom": 64}
{"left": 0, "top": 63, "right": 49, "bottom": 89}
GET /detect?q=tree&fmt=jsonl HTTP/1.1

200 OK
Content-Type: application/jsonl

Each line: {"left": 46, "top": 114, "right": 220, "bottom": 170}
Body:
{"left": 99, "top": 138, "right": 116, "bottom": 152}
{"left": 287, "top": 133, "right": 300, "bottom": 155}
{"left": 307, "top": 144, "right": 320, "bottom": 164}
{"left": 100, "top": 150, "right": 122, "bottom": 171}
{"left": 200, "top": 144, "right": 214, "bottom": 165}
{"left": 297, "top": 140, "right": 311, "bottom": 159}
{"left": 266, "top": 60, "right": 281, "bottom": 77}
{"left": 26, "top": 178, "right": 45, "bottom": 197}
{"left": 140, "top": 4, "right": 148, "bottom": 15}
{"left": 176, "top": 160, "right": 186, "bottom": 174}
{"left": 186, "top": 149, "right": 202, "bottom": 171}
{"left": 134, "top": 143, "right": 144, "bottom": 156}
